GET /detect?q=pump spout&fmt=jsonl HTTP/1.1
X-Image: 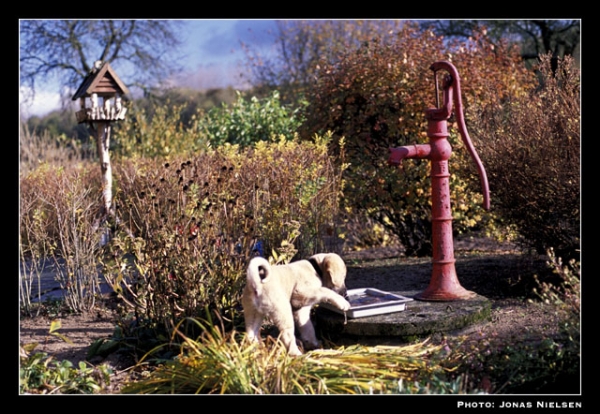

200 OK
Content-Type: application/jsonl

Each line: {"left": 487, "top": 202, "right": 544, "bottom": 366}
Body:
{"left": 388, "top": 143, "right": 431, "bottom": 166}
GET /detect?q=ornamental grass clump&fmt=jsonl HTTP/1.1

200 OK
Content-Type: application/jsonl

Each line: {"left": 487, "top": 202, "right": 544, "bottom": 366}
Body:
{"left": 121, "top": 318, "right": 471, "bottom": 395}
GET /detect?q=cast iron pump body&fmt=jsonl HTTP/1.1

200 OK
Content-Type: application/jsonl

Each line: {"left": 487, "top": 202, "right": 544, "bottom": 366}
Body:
{"left": 388, "top": 61, "right": 490, "bottom": 301}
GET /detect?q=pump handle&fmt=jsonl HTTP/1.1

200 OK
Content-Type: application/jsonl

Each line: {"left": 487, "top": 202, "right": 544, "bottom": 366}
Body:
{"left": 430, "top": 61, "right": 490, "bottom": 210}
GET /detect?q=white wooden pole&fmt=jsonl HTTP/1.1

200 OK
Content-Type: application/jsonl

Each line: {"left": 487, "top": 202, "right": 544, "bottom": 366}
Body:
{"left": 96, "top": 121, "right": 113, "bottom": 216}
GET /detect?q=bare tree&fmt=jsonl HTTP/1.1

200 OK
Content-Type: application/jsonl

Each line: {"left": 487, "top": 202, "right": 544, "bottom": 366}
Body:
{"left": 419, "top": 20, "right": 580, "bottom": 69}
{"left": 242, "top": 20, "right": 404, "bottom": 105}
{"left": 20, "top": 20, "right": 184, "bottom": 106}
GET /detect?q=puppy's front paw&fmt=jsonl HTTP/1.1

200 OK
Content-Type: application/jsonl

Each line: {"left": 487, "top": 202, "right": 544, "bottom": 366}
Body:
{"left": 335, "top": 297, "right": 351, "bottom": 311}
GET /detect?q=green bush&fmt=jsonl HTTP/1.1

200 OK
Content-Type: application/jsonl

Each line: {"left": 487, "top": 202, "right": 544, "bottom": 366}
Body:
{"left": 300, "top": 23, "right": 536, "bottom": 256}
{"left": 112, "top": 90, "right": 307, "bottom": 158}
{"left": 199, "top": 90, "right": 307, "bottom": 147}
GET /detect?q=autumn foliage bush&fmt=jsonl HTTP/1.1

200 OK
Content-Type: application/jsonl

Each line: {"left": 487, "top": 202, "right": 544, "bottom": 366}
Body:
{"left": 20, "top": 134, "right": 343, "bottom": 335}
{"left": 467, "top": 54, "right": 580, "bottom": 260}
{"left": 100, "top": 135, "right": 343, "bottom": 333}
{"left": 112, "top": 102, "right": 210, "bottom": 158}
{"left": 20, "top": 163, "right": 105, "bottom": 314}
{"left": 300, "top": 23, "right": 537, "bottom": 256}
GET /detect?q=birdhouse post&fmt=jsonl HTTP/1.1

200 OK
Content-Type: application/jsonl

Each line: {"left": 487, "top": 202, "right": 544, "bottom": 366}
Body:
{"left": 72, "top": 61, "right": 129, "bottom": 222}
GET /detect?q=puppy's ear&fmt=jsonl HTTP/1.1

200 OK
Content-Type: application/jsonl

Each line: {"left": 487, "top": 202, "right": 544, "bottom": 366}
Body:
{"left": 320, "top": 259, "right": 334, "bottom": 287}
{"left": 320, "top": 255, "right": 346, "bottom": 289}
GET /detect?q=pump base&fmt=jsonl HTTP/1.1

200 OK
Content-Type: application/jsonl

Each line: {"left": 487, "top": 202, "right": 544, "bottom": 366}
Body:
{"left": 414, "top": 287, "right": 477, "bottom": 301}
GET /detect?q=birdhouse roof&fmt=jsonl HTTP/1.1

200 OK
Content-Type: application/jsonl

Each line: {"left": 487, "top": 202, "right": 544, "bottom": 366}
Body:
{"left": 71, "top": 61, "right": 130, "bottom": 101}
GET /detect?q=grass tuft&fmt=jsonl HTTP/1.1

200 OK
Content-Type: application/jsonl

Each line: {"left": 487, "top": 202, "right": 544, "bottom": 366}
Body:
{"left": 121, "top": 319, "right": 468, "bottom": 395}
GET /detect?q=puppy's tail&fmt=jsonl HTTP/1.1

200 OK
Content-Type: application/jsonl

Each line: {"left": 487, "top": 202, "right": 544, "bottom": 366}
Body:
{"left": 246, "top": 257, "right": 272, "bottom": 291}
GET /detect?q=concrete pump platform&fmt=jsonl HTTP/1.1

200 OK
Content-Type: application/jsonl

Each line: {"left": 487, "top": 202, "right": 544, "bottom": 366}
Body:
{"left": 315, "top": 290, "right": 491, "bottom": 345}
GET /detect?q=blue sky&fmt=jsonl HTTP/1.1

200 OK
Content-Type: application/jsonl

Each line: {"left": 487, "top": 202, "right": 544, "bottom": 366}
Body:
{"left": 175, "top": 19, "right": 278, "bottom": 88}
{"left": 19, "top": 19, "right": 279, "bottom": 118}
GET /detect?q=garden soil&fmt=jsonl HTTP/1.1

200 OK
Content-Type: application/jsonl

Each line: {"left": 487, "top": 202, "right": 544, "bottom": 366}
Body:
{"left": 19, "top": 234, "right": 571, "bottom": 394}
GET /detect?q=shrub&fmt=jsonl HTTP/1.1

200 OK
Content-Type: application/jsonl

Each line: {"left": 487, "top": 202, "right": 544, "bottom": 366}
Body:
{"left": 301, "top": 23, "right": 536, "bottom": 256}
{"left": 199, "top": 90, "right": 308, "bottom": 147}
{"left": 113, "top": 102, "right": 210, "bottom": 158}
{"left": 19, "top": 123, "right": 91, "bottom": 177}
{"left": 467, "top": 54, "right": 580, "bottom": 260}
{"left": 20, "top": 132, "right": 343, "bottom": 328}
{"left": 102, "top": 134, "right": 344, "bottom": 335}
{"left": 19, "top": 163, "right": 105, "bottom": 313}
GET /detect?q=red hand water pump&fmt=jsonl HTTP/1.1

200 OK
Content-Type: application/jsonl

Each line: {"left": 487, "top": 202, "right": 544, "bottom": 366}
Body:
{"left": 388, "top": 61, "right": 490, "bottom": 301}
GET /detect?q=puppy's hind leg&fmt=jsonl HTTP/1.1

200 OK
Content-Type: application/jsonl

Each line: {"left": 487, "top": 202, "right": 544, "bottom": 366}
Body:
{"left": 294, "top": 306, "right": 321, "bottom": 351}
{"left": 272, "top": 308, "right": 303, "bottom": 356}
{"left": 279, "top": 328, "right": 303, "bottom": 356}
{"left": 243, "top": 309, "right": 264, "bottom": 343}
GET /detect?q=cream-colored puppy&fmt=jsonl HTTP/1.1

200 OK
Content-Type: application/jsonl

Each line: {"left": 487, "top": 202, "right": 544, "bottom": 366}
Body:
{"left": 242, "top": 253, "right": 351, "bottom": 356}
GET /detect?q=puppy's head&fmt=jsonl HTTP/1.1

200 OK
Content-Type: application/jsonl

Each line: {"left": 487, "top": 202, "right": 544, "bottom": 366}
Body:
{"left": 309, "top": 253, "right": 347, "bottom": 296}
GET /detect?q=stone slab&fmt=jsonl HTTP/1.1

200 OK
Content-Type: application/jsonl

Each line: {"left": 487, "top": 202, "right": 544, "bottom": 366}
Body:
{"left": 315, "top": 290, "right": 491, "bottom": 344}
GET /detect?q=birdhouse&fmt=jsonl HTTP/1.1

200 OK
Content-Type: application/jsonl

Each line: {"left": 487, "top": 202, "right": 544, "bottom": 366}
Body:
{"left": 72, "top": 61, "right": 130, "bottom": 123}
